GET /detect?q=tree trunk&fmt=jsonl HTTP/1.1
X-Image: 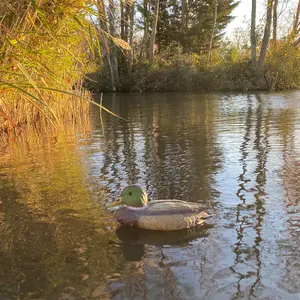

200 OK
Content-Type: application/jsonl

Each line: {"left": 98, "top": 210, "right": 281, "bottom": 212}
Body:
{"left": 148, "top": 0, "right": 160, "bottom": 62}
{"left": 251, "top": 0, "right": 257, "bottom": 67}
{"left": 208, "top": 0, "right": 218, "bottom": 59}
{"left": 143, "top": 0, "right": 148, "bottom": 39}
{"left": 293, "top": 36, "right": 300, "bottom": 47}
{"left": 129, "top": 3, "right": 134, "bottom": 47}
{"left": 181, "top": 0, "right": 188, "bottom": 33}
{"left": 124, "top": 2, "right": 130, "bottom": 42}
{"left": 97, "top": 0, "right": 116, "bottom": 91}
{"left": 272, "top": 0, "right": 278, "bottom": 48}
{"left": 108, "top": 0, "right": 120, "bottom": 88}
{"left": 293, "top": 0, "right": 300, "bottom": 35}
{"left": 120, "top": 0, "right": 125, "bottom": 40}
{"left": 139, "top": 0, "right": 148, "bottom": 59}
{"left": 128, "top": 1, "right": 135, "bottom": 75}
{"left": 258, "top": 0, "right": 274, "bottom": 71}
{"left": 140, "top": 0, "right": 148, "bottom": 59}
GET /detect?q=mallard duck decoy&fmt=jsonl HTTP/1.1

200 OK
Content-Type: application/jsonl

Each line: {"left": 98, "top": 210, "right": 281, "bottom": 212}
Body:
{"left": 106, "top": 185, "right": 210, "bottom": 231}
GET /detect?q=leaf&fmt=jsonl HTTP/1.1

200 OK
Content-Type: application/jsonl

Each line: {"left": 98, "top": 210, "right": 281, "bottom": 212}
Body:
{"left": 111, "top": 37, "right": 131, "bottom": 50}
{"left": 8, "top": 39, "right": 18, "bottom": 45}
{"left": 80, "top": 274, "right": 89, "bottom": 280}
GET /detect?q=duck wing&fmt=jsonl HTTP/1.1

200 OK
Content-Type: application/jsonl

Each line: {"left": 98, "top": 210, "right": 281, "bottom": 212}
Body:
{"left": 116, "top": 200, "right": 210, "bottom": 230}
{"left": 145, "top": 200, "right": 210, "bottom": 217}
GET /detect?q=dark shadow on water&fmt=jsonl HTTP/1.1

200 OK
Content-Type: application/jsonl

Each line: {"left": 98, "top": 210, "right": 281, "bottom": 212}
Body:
{"left": 116, "top": 224, "right": 213, "bottom": 261}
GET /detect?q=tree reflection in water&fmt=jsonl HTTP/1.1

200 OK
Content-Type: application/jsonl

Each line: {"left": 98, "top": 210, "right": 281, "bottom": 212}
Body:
{"left": 1, "top": 91, "right": 300, "bottom": 299}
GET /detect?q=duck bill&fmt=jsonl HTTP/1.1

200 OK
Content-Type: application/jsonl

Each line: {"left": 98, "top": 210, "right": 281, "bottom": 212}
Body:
{"left": 106, "top": 198, "right": 123, "bottom": 208}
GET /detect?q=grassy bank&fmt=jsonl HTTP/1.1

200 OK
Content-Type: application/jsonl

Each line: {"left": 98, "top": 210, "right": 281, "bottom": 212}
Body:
{"left": 88, "top": 42, "right": 300, "bottom": 93}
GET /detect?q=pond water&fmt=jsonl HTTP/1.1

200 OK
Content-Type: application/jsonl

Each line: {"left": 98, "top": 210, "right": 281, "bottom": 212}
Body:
{"left": 1, "top": 91, "right": 300, "bottom": 299}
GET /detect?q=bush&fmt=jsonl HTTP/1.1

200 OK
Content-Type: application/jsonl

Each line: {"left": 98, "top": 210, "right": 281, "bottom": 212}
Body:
{"left": 265, "top": 43, "right": 300, "bottom": 90}
{"left": 130, "top": 53, "right": 257, "bottom": 92}
{"left": 91, "top": 42, "right": 300, "bottom": 93}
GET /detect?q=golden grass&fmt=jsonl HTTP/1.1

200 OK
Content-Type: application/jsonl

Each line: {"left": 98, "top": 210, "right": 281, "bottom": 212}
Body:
{"left": 0, "top": 92, "right": 92, "bottom": 145}
{"left": 0, "top": 0, "right": 126, "bottom": 137}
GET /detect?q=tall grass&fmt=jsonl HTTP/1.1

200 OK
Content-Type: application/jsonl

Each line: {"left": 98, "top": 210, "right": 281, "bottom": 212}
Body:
{"left": 0, "top": 0, "right": 123, "bottom": 138}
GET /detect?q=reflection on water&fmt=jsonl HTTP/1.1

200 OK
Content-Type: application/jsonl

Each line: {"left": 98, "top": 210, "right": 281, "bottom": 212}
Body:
{"left": 1, "top": 91, "right": 300, "bottom": 299}
{"left": 116, "top": 225, "right": 212, "bottom": 262}
{"left": 116, "top": 225, "right": 212, "bottom": 246}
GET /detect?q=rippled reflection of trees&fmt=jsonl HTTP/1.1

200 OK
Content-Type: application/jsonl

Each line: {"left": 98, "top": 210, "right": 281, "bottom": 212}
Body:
{"left": 88, "top": 93, "right": 222, "bottom": 299}
{"left": 95, "top": 93, "right": 222, "bottom": 203}
{"left": 231, "top": 94, "right": 270, "bottom": 298}
{"left": 277, "top": 108, "right": 300, "bottom": 294}
{"left": 3, "top": 92, "right": 300, "bottom": 299}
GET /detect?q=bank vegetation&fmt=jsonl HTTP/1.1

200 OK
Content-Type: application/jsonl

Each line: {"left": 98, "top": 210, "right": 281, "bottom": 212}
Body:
{"left": 0, "top": 0, "right": 126, "bottom": 137}
{"left": 87, "top": 0, "right": 300, "bottom": 92}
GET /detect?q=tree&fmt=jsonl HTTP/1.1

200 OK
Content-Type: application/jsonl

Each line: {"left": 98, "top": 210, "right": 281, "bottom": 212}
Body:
{"left": 125, "top": 3, "right": 130, "bottom": 41}
{"left": 156, "top": 0, "right": 239, "bottom": 53}
{"left": 96, "top": 0, "right": 117, "bottom": 91}
{"left": 292, "top": 0, "right": 300, "bottom": 46}
{"left": 251, "top": 0, "right": 257, "bottom": 67}
{"left": 129, "top": 1, "right": 135, "bottom": 75}
{"left": 293, "top": 0, "right": 300, "bottom": 36}
{"left": 208, "top": 0, "right": 218, "bottom": 59}
{"left": 120, "top": 0, "right": 125, "bottom": 40}
{"left": 156, "top": 0, "right": 179, "bottom": 51}
{"left": 120, "top": 0, "right": 132, "bottom": 42}
{"left": 181, "top": 0, "right": 188, "bottom": 33}
{"left": 135, "top": 0, "right": 152, "bottom": 59}
{"left": 148, "top": 0, "right": 160, "bottom": 62}
{"left": 272, "top": 0, "right": 278, "bottom": 47}
{"left": 258, "top": 0, "right": 274, "bottom": 71}
{"left": 108, "top": 0, "right": 121, "bottom": 88}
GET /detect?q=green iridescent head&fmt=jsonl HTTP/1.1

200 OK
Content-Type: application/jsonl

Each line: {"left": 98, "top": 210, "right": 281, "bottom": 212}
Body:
{"left": 107, "top": 185, "right": 148, "bottom": 208}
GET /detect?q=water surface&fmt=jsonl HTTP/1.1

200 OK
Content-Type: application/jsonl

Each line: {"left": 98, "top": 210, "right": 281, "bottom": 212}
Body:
{"left": 1, "top": 91, "right": 300, "bottom": 299}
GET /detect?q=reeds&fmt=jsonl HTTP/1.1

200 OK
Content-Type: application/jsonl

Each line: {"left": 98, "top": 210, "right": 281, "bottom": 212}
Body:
{"left": 0, "top": 0, "right": 118, "bottom": 138}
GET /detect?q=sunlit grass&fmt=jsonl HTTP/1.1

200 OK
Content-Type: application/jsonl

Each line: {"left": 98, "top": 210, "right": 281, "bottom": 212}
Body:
{"left": 0, "top": 0, "right": 126, "bottom": 137}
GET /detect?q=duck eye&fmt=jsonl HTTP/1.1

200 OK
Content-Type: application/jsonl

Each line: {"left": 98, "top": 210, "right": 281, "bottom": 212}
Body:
{"left": 128, "top": 192, "right": 132, "bottom": 196}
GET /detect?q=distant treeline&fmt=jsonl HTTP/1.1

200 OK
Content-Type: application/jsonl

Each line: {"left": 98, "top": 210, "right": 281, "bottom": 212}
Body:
{"left": 87, "top": 0, "right": 300, "bottom": 92}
